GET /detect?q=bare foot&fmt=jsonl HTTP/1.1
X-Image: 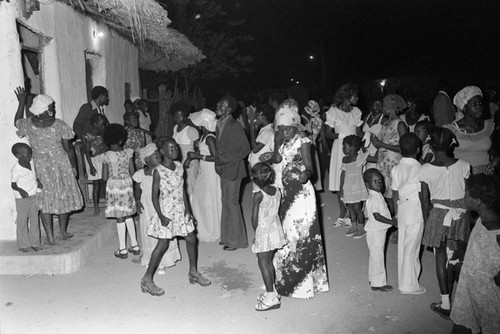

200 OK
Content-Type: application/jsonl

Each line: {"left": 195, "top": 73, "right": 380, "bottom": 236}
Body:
{"left": 46, "top": 239, "right": 56, "bottom": 246}
{"left": 93, "top": 208, "right": 100, "bottom": 216}
{"left": 61, "top": 232, "right": 74, "bottom": 240}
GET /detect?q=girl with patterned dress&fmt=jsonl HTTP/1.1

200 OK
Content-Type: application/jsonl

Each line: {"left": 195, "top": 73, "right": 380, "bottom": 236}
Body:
{"left": 141, "top": 137, "right": 210, "bottom": 297}
{"left": 325, "top": 83, "right": 363, "bottom": 226}
{"left": 14, "top": 94, "right": 83, "bottom": 245}
{"left": 123, "top": 111, "right": 146, "bottom": 170}
{"left": 251, "top": 162, "right": 286, "bottom": 311}
{"left": 340, "top": 135, "right": 368, "bottom": 238}
{"left": 271, "top": 99, "right": 329, "bottom": 299}
{"left": 133, "top": 144, "right": 181, "bottom": 273}
{"left": 101, "top": 124, "right": 140, "bottom": 259}
{"left": 83, "top": 113, "right": 107, "bottom": 215}
{"left": 420, "top": 127, "right": 471, "bottom": 320}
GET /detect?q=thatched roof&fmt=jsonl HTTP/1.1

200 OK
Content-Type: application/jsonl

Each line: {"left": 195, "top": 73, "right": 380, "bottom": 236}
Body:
{"left": 62, "top": 0, "right": 204, "bottom": 72}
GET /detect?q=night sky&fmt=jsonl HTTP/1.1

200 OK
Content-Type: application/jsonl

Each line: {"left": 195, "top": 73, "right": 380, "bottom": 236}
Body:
{"left": 165, "top": 0, "right": 500, "bottom": 95}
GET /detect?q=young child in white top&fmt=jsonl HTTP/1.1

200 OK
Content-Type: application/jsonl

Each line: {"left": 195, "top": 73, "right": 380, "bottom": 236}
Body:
{"left": 363, "top": 168, "right": 397, "bottom": 292}
{"left": 391, "top": 133, "right": 426, "bottom": 294}
{"left": 11, "top": 143, "right": 42, "bottom": 252}
{"left": 414, "top": 120, "right": 434, "bottom": 164}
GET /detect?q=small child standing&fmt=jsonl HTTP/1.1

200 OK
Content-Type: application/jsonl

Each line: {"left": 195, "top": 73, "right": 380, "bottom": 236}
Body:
{"left": 141, "top": 137, "right": 210, "bottom": 296}
{"left": 420, "top": 127, "right": 471, "bottom": 320}
{"left": 414, "top": 120, "right": 434, "bottom": 163}
{"left": 391, "top": 133, "right": 426, "bottom": 294}
{"left": 363, "top": 168, "right": 397, "bottom": 292}
{"left": 340, "top": 135, "right": 368, "bottom": 239}
{"left": 101, "top": 124, "right": 140, "bottom": 259}
{"left": 83, "top": 113, "right": 107, "bottom": 215}
{"left": 11, "top": 143, "right": 41, "bottom": 252}
{"left": 251, "top": 162, "right": 286, "bottom": 311}
{"left": 133, "top": 143, "right": 181, "bottom": 272}
{"left": 123, "top": 111, "right": 146, "bottom": 170}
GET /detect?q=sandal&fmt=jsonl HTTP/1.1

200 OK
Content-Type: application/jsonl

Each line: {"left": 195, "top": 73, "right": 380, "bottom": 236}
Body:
{"left": 114, "top": 249, "right": 128, "bottom": 259}
{"left": 430, "top": 302, "right": 451, "bottom": 320}
{"left": 255, "top": 293, "right": 281, "bottom": 311}
{"left": 343, "top": 217, "right": 352, "bottom": 228}
{"left": 140, "top": 278, "right": 165, "bottom": 296}
{"left": 188, "top": 272, "right": 211, "bottom": 287}
{"left": 128, "top": 245, "right": 141, "bottom": 256}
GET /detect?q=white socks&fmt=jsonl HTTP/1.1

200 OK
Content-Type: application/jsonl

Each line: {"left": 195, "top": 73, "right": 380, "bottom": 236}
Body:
{"left": 117, "top": 222, "right": 126, "bottom": 250}
{"left": 440, "top": 294, "right": 451, "bottom": 309}
{"left": 125, "top": 218, "right": 138, "bottom": 246}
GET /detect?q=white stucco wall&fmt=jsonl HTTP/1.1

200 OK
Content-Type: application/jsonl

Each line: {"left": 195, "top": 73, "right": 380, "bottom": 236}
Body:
{"left": 0, "top": 1, "right": 140, "bottom": 240}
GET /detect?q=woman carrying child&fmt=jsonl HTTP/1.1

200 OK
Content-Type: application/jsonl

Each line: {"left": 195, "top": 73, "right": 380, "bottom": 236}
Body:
{"left": 251, "top": 162, "right": 286, "bottom": 311}
{"left": 420, "top": 127, "right": 471, "bottom": 320}
{"left": 141, "top": 137, "right": 210, "bottom": 296}
{"left": 101, "top": 124, "right": 140, "bottom": 259}
{"left": 133, "top": 144, "right": 181, "bottom": 273}
{"left": 339, "top": 135, "right": 368, "bottom": 238}
{"left": 14, "top": 94, "right": 83, "bottom": 245}
{"left": 83, "top": 113, "right": 107, "bottom": 215}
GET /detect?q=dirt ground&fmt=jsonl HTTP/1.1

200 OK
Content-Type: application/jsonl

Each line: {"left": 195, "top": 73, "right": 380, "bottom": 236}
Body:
{"left": 0, "top": 182, "right": 452, "bottom": 334}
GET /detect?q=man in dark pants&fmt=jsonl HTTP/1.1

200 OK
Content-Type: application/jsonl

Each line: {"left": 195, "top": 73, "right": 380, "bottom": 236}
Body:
{"left": 215, "top": 96, "right": 251, "bottom": 250}
{"left": 73, "top": 86, "right": 109, "bottom": 140}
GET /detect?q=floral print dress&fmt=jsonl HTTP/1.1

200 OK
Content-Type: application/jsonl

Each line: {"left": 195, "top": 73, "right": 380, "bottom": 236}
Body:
{"left": 376, "top": 118, "right": 403, "bottom": 198}
{"left": 274, "top": 133, "right": 329, "bottom": 299}
{"left": 124, "top": 127, "right": 146, "bottom": 170}
{"left": 147, "top": 162, "right": 195, "bottom": 239}
{"left": 101, "top": 149, "right": 136, "bottom": 218}
{"left": 16, "top": 118, "right": 83, "bottom": 214}
{"left": 252, "top": 188, "right": 286, "bottom": 253}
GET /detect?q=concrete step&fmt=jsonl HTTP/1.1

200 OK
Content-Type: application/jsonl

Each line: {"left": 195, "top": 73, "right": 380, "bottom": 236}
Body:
{"left": 0, "top": 211, "right": 114, "bottom": 275}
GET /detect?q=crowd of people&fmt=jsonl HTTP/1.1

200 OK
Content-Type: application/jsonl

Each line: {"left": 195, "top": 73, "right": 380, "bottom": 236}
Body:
{"left": 9, "top": 81, "right": 500, "bottom": 331}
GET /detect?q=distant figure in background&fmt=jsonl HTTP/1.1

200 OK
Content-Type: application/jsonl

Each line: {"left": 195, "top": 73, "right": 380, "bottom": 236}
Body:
{"left": 363, "top": 99, "right": 387, "bottom": 170}
{"left": 123, "top": 99, "right": 135, "bottom": 113}
{"left": 414, "top": 120, "right": 435, "bottom": 163}
{"left": 73, "top": 86, "right": 109, "bottom": 141}
{"left": 432, "top": 80, "right": 455, "bottom": 127}
{"left": 248, "top": 103, "right": 275, "bottom": 168}
{"left": 133, "top": 98, "right": 153, "bottom": 144}
{"left": 401, "top": 97, "right": 429, "bottom": 132}
{"left": 123, "top": 111, "right": 146, "bottom": 170}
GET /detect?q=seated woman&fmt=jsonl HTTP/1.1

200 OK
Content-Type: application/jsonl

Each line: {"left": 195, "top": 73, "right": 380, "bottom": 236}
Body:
{"left": 445, "top": 86, "right": 495, "bottom": 174}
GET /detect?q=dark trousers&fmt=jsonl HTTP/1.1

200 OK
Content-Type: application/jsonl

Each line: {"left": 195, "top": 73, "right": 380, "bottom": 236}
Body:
{"left": 15, "top": 196, "right": 40, "bottom": 248}
{"left": 220, "top": 177, "right": 248, "bottom": 249}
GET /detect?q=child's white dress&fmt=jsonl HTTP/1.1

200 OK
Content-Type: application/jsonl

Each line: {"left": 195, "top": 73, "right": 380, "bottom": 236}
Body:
{"left": 147, "top": 162, "right": 195, "bottom": 239}
{"left": 252, "top": 188, "right": 286, "bottom": 253}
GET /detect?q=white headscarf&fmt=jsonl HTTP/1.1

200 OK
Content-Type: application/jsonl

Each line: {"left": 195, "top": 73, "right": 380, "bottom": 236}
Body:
{"left": 29, "top": 94, "right": 54, "bottom": 116}
{"left": 139, "top": 143, "right": 158, "bottom": 165}
{"left": 453, "top": 86, "right": 482, "bottom": 111}
{"left": 275, "top": 99, "right": 300, "bottom": 127}
{"left": 189, "top": 108, "right": 216, "bottom": 132}
{"left": 130, "top": 96, "right": 141, "bottom": 103}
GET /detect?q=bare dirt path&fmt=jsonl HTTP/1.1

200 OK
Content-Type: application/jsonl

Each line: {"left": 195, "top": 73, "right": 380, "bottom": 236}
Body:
{"left": 1, "top": 182, "right": 451, "bottom": 334}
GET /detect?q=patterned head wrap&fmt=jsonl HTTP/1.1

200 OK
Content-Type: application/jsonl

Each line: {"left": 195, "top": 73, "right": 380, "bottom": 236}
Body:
{"left": 304, "top": 100, "right": 320, "bottom": 116}
{"left": 453, "top": 86, "right": 482, "bottom": 111}
{"left": 29, "top": 94, "right": 54, "bottom": 116}
{"left": 139, "top": 143, "right": 158, "bottom": 165}
{"left": 189, "top": 108, "right": 216, "bottom": 132}
{"left": 383, "top": 94, "right": 407, "bottom": 113}
{"left": 275, "top": 99, "right": 300, "bottom": 127}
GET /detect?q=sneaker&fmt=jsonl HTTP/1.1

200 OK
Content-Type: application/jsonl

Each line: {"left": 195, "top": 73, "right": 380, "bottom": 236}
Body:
{"left": 430, "top": 302, "right": 451, "bottom": 320}
{"left": 353, "top": 230, "right": 367, "bottom": 239}
{"left": 345, "top": 227, "right": 358, "bottom": 237}
{"left": 333, "top": 217, "right": 346, "bottom": 227}
{"left": 343, "top": 218, "right": 352, "bottom": 229}
{"left": 400, "top": 286, "right": 426, "bottom": 295}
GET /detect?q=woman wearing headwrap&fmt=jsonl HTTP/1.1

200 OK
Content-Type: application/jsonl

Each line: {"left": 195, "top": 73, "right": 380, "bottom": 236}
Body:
{"left": 271, "top": 99, "right": 329, "bottom": 299}
{"left": 14, "top": 94, "right": 83, "bottom": 245}
{"left": 186, "top": 109, "right": 222, "bottom": 242}
{"left": 444, "top": 86, "right": 495, "bottom": 174}
{"left": 371, "top": 94, "right": 408, "bottom": 208}
{"left": 325, "top": 83, "right": 363, "bottom": 226}
{"left": 302, "top": 100, "right": 324, "bottom": 190}
{"left": 132, "top": 143, "right": 181, "bottom": 272}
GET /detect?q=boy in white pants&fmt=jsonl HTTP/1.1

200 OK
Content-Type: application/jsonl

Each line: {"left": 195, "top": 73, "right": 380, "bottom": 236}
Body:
{"left": 363, "top": 168, "right": 397, "bottom": 292}
{"left": 391, "top": 133, "right": 426, "bottom": 294}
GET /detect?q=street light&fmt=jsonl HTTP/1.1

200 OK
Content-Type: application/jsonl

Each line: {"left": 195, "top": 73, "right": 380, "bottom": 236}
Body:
{"left": 309, "top": 55, "right": 315, "bottom": 60}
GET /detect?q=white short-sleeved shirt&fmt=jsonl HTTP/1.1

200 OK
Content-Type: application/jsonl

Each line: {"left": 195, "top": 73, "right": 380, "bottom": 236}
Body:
{"left": 419, "top": 159, "right": 470, "bottom": 201}
{"left": 391, "top": 157, "right": 423, "bottom": 225}
{"left": 11, "top": 162, "right": 38, "bottom": 199}
{"left": 364, "top": 189, "right": 392, "bottom": 231}
{"left": 248, "top": 123, "right": 275, "bottom": 167}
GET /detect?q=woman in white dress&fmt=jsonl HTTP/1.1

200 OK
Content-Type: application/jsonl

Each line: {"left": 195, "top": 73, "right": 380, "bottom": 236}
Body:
{"left": 186, "top": 109, "right": 222, "bottom": 242}
{"left": 171, "top": 103, "right": 199, "bottom": 201}
{"left": 325, "top": 83, "right": 363, "bottom": 226}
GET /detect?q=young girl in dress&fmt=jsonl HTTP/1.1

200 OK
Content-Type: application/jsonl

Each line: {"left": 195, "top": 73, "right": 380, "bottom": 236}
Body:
{"left": 339, "top": 135, "right": 368, "bottom": 238}
{"left": 420, "top": 127, "right": 471, "bottom": 320}
{"left": 133, "top": 144, "right": 181, "bottom": 273}
{"left": 123, "top": 111, "right": 146, "bottom": 170}
{"left": 414, "top": 120, "right": 434, "bottom": 163}
{"left": 251, "top": 162, "right": 286, "bottom": 311}
{"left": 83, "top": 113, "right": 107, "bottom": 215}
{"left": 102, "top": 124, "right": 140, "bottom": 259}
{"left": 141, "top": 137, "right": 210, "bottom": 296}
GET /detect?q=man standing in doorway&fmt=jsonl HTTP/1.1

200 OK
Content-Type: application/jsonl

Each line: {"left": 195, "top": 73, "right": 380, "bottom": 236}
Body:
{"left": 73, "top": 86, "right": 109, "bottom": 140}
{"left": 215, "top": 95, "right": 250, "bottom": 251}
